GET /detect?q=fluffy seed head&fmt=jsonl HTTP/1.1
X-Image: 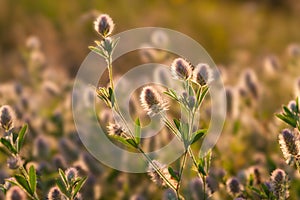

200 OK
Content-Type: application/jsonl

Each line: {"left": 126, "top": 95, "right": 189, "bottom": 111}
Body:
{"left": 140, "top": 86, "right": 168, "bottom": 117}
{"left": 170, "top": 58, "right": 192, "bottom": 80}
{"left": 107, "top": 123, "right": 125, "bottom": 137}
{"left": 148, "top": 160, "right": 177, "bottom": 188}
{"left": 270, "top": 169, "right": 289, "bottom": 199}
{"left": 288, "top": 100, "right": 298, "bottom": 113}
{"left": 192, "top": 63, "right": 213, "bottom": 86}
{"left": 6, "top": 186, "right": 27, "bottom": 200}
{"left": 7, "top": 156, "right": 21, "bottom": 169}
{"left": 48, "top": 186, "right": 63, "bottom": 200}
{"left": 0, "top": 105, "right": 15, "bottom": 131}
{"left": 65, "top": 167, "right": 78, "bottom": 183}
{"left": 226, "top": 177, "right": 242, "bottom": 196}
{"left": 278, "top": 129, "right": 300, "bottom": 165}
{"left": 94, "top": 14, "right": 114, "bottom": 38}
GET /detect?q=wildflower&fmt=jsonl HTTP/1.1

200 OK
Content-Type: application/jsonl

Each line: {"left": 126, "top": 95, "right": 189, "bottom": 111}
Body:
{"left": 226, "top": 87, "right": 239, "bottom": 119}
{"left": 48, "top": 186, "right": 63, "bottom": 200}
{"left": 170, "top": 58, "right": 192, "bottom": 80}
{"left": 189, "top": 178, "right": 212, "bottom": 199}
{"left": 0, "top": 105, "right": 15, "bottom": 131}
{"left": 94, "top": 14, "right": 114, "bottom": 38}
{"left": 140, "top": 86, "right": 168, "bottom": 117}
{"left": 192, "top": 63, "right": 213, "bottom": 86}
{"left": 6, "top": 186, "right": 27, "bottom": 200}
{"left": 7, "top": 156, "right": 21, "bottom": 169}
{"left": 151, "top": 30, "right": 169, "bottom": 48}
{"left": 278, "top": 129, "right": 300, "bottom": 165}
{"left": 107, "top": 123, "right": 125, "bottom": 137}
{"left": 148, "top": 160, "right": 177, "bottom": 187}
{"left": 226, "top": 177, "right": 242, "bottom": 197}
{"left": 287, "top": 100, "right": 298, "bottom": 113}
{"left": 241, "top": 69, "right": 259, "bottom": 99}
{"left": 263, "top": 55, "right": 280, "bottom": 76}
{"left": 270, "top": 169, "right": 289, "bottom": 199}
{"left": 26, "top": 35, "right": 41, "bottom": 50}
{"left": 65, "top": 167, "right": 78, "bottom": 183}
{"left": 74, "top": 193, "right": 83, "bottom": 200}
{"left": 33, "top": 135, "right": 50, "bottom": 158}
{"left": 253, "top": 167, "right": 262, "bottom": 185}
{"left": 287, "top": 43, "right": 300, "bottom": 58}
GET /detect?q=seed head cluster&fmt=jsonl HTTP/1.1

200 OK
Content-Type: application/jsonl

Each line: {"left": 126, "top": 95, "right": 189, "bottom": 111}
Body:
{"left": 140, "top": 86, "right": 168, "bottom": 117}
{"left": 278, "top": 129, "right": 300, "bottom": 165}
{"left": 94, "top": 14, "right": 115, "bottom": 38}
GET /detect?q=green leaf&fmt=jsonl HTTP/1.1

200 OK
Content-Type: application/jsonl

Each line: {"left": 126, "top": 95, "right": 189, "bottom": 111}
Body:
{"left": 56, "top": 178, "right": 70, "bottom": 197}
{"left": 0, "top": 184, "right": 6, "bottom": 193}
{"left": 108, "top": 87, "right": 115, "bottom": 107}
{"left": 58, "top": 168, "right": 68, "bottom": 187}
{"left": 173, "top": 119, "right": 181, "bottom": 131}
{"left": 17, "top": 124, "right": 27, "bottom": 153}
{"left": 198, "top": 86, "right": 209, "bottom": 106}
{"left": 168, "top": 167, "right": 179, "bottom": 182}
{"left": 29, "top": 165, "right": 37, "bottom": 193}
{"left": 261, "top": 183, "right": 271, "bottom": 197}
{"left": 275, "top": 114, "right": 297, "bottom": 127}
{"left": 283, "top": 105, "right": 295, "bottom": 117}
{"left": 134, "top": 118, "right": 141, "bottom": 144}
{"left": 190, "top": 129, "right": 207, "bottom": 145}
{"left": 89, "top": 46, "right": 107, "bottom": 58}
{"left": 197, "top": 164, "right": 206, "bottom": 176}
{"left": 15, "top": 174, "right": 32, "bottom": 195}
{"left": 72, "top": 177, "right": 87, "bottom": 198}
{"left": 111, "top": 37, "right": 120, "bottom": 55}
{"left": 126, "top": 139, "right": 138, "bottom": 148}
{"left": 0, "top": 138, "right": 17, "bottom": 154}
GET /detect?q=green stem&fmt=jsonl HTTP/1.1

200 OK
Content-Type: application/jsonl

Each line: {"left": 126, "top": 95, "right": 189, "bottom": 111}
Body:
{"left": 176, "top": 150, "right": 188, "bottom": 197}
{"left": 137, "top": 146, "right": 177, "bottom": 192}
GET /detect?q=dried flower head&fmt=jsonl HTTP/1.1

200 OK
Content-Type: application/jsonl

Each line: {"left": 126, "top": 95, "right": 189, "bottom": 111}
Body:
{"left": 65, "top": 167, "right": 78, "bottom": 183}
{"left": 94, "top": 14, "right": 115, "bottom": 38}
{"left": 270, "top": 169, "right": 289, "bottom": 199}
{"left": 170, "top": 58, "right": 192, "bottom": 80}
{"left": 148, "top": 160, "right": 177, "bottom": 188}
{"left": 192, "top": 63, "right": 213, "bottom": 86}
{"left": 140, "top": 86, "right": 168, "bottom": 117}
{"left": 226, "top": 177, "right": 242, "bottom": 197}
{"left": 0, "top": 105, "right": 15, "bottom": 131}
{"left": 6, "top": 186, "right": 26, "bottom": 200}
{"left": 278, "top": 129, "right": 300, "bottom": 165}
{"left": 48, "top": 186, "right": 63, "bottom": 200}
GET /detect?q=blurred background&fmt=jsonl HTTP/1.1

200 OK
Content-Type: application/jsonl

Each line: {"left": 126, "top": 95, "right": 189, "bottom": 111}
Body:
{"left": 1, "top": 0, "right": 300, "bottom": 199}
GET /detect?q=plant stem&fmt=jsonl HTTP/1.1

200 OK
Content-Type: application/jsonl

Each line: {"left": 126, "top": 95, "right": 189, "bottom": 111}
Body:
{"left": 137, "top": 146, "right": 177, "bottom": 192}
{"left": 176, "top": 150, "right": 188, "bottom": 197}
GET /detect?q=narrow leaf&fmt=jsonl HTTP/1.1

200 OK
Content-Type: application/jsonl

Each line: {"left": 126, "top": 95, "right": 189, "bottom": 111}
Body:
{"left": 56, "top": 178, "right": 69, "bottom": 196}
{"left": 126, "top": 139, "right": 138, "bottom": 148}
{"left": 173, "top": 119, "right": 181, "bottom": 131}
{"left": 29, "top": 165, "right": 37, "bottom": 193}
{"left": 0, "top": 138, "right": 17, "bottom": 154}
{"left": 17, "top": 124, "right": 27, "bottom": 152}
{"left": 134, "top": 118, "right": 141, "bottom": 144}
{"left": 15, "top": 174, "right": 32, "bottom": 195}
{"left": 168, "top": 167, "right": 179, "bottom": 182}
{"left": 72, "top": 177, "right": 87, "bottom": 198}
{"left": 190, "top": 129, "right": 207, "bottom": 145}
{"left": 58, "top": 168, "right": 68, "bottom": 187}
